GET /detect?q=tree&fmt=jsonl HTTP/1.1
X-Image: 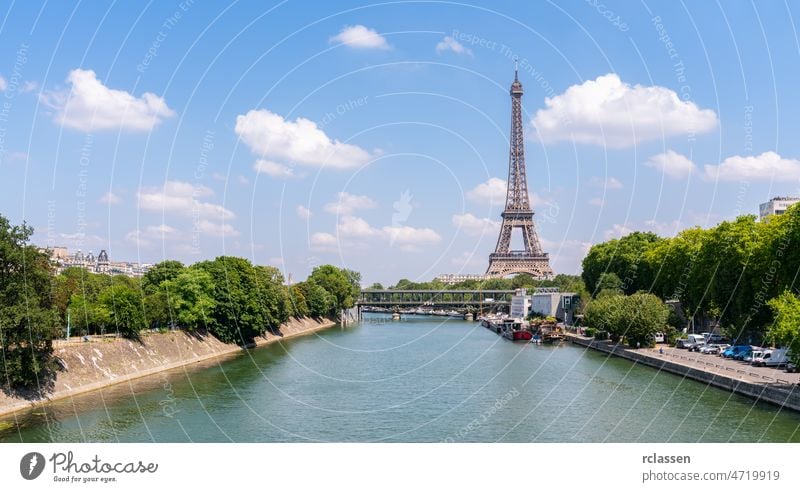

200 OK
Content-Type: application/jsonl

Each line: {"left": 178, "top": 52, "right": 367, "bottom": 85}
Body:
{"left": 0, "top": 215, "right": 60, "bottom": 389}
{"left": 367, "top": 282, "right": 384, "bottom": 290}
{"left": 100, "top": 283, "right": 146, "bottom": 338}
{"left": 595, "top": 272, "right": 623, "bottom": 293}
{"left": 195, "top": 256, "right": 266, "bottom": 344}
{"left": 296, "top": 281, "right": 333, "bottom": 318}
{"left": 309, "top": 265, "right": 357, "bottom": 316}
{"left": 584, "top": 291, "right": 668, "bottom": 347}
{"left": 253, "top": 265, "right": 290, "bottom": 330}
{"left": 288, "top": 284, "right": 310, "bottom": 317}
{"left": 767, "top": 291, "right": 800, "bottom": 365}
{"left": 582, "top": 231, "right": 663, "bottom": 297}
{"left": 622, "top": 292, "right": 670, "bottom": 347}
{"left": 164, "top": 268, "right": 216, "bottom": 331}
{"left": 142, "top": 260, "right": 185, "bottom": 293}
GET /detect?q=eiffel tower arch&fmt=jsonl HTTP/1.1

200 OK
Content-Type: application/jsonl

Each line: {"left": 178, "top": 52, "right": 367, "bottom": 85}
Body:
{"left": 485, "top": 69, "right": 554, "bottom": 280}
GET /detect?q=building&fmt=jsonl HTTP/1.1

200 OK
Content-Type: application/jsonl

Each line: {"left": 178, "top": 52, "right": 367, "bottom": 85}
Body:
{"left": 434, "top": 273, "right": 486, "bottom": 285}
{"left": 510, "top": 289, "right": 531, "bottom": 319}
{"left": 529, "top": 288, "right": 580, "bottom": 325}
{"left": 42, "top": 246, "right": 151, "bottom": 278}
{"left": 759, "top": 196, "right": 800, "bottom": 220}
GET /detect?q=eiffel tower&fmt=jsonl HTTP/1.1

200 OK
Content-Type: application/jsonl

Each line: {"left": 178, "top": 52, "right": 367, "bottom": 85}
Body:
{"left": 485, "top": 68, "right": 553, "bottom": 279}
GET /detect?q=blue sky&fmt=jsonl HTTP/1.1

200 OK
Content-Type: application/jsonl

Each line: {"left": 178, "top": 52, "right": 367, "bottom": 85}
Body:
{"left": 1, "top": 1, "right": 799, "bottom": 285}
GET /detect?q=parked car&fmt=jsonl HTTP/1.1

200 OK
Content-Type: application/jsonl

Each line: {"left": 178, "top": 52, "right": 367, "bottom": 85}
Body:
{"left": 742, "top": 350, "right": 762, "bottom": 364}
{"left": 700, "top": 343, "right": 729, "bottom": 355}
{"left": 752, "top": 349, "right": 790, "bottom": 367}
{"left": 721, "top": 345, "right": 751, "bottom": 359}
{"left": 677, "top": 334, "right": 705, "bottom": 349}
{"left": 786, "top": 362, "right": 797, "bottom": 373}
{"left": 653, "top": 332, "right": 665, "bottom": 343}
{"left": 734, "top": 347, "right": 762, "bottom": 362}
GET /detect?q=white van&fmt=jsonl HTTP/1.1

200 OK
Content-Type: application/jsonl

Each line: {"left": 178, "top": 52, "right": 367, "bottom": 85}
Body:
{"left": 687, "top": 334, "right": 705, "bottom": 344}
{"left": 753, "top": 349, "right": 790, "bottom": 367}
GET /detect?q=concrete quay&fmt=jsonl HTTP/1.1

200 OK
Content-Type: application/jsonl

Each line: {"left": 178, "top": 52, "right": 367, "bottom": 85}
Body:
{"left": 566, "top": 333, "right": 800, "bottom": 413}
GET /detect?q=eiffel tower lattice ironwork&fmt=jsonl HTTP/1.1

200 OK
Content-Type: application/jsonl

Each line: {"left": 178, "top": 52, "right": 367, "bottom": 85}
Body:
{"left": 485, "top": 68, "right": 554, "bottom": 279}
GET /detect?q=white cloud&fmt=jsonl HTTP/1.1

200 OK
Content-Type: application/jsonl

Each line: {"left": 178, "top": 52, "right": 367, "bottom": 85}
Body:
{"left": 435, "top": 36, "right": 472, "bottom": 56}
{"left": 0, "top": 76, "right": 6, "bottom": 91}
{"left": 452, "top": 213, "right": 499, "bottom": 237}
{"left": 125, "top": 224, "right": 177, "bottom": 248}
{"left": 588, "top": 176, "right": 623, "bottom": 190}
{"left": 643, "top": 219, "right": 683, "bottom": 237}
{"left": 296, "top": 205, "right": 312, "bottom": 219}
{"left": 329, "top": 25, "right": 390, "bottom": 50}
{"left": 310, "top": 232, "right": 338, "bottom": 251}
{"left": 236, "top": 108, "right": 377, "bottom": 171}
{"left": 312, "top": 214, "right": 441, "bottom": 253}
{"left": 137, "top": 180, "right": 235, "bottom": 220}
{"left": 467, "top": 177, "right": 507, "bottom": 205}
{"left": 532, "top": 73, "right": 718, "bottom": 148}
{"left": 383, "top": 225, "right": 441, "bottom": 251}
{"left": 540, "top": 238, "right": 593, "bottom": 274}
{"left": 450, "top": 250, "right": 484, "bottom": 269}
{"left": 41, "top": 69, "right": 175, "bottom": 132}
{"left": 323, "top": 191, "right": 377, "bottom": 215}
{"left": 337, "top": 215, "right": 382, "bottom": 238}
{"left": 196, "top": 220, "right": 240, "bottom": 237}
{"left": 589, "top": 197, "right": 604, "bottom": 207}
{"left": 237, "top": 175, "right": 250, "bottom": 185}
{"left": 704, "top": 151, "right": 800, "bottom": 181}
{"left": 604, "top": 223, "right": 634, "bottom": 240}
{"left": 99, "top": 191, "right": 121, "bottom": 204}
{"left": 1, "top": 151, "right": 28, "bottom": 164}
{"left": 19, "top": 81, "right": 38, "bottom": 93}
{"left": 645, "top": 150, "right": 696, "bottom": 179}
{"left": 253, "top": 159, "right": 295, "bottom": 178}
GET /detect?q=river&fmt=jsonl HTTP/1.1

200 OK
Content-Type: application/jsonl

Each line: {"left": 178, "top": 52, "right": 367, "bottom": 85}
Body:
{"left": 1, "top": 314, "right": 799, "bottom": 442}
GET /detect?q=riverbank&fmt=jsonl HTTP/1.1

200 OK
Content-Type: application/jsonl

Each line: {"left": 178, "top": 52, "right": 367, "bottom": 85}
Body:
{"left": 566, "top": 333, "right": 800, "bottom": 412}
{"left": 0, "top": 316, "right": 336, "bottom": 418}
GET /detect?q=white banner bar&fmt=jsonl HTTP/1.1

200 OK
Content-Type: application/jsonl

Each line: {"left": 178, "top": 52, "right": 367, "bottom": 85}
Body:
{"left": 0, "top": 443, "right": 796, "bottom": 490}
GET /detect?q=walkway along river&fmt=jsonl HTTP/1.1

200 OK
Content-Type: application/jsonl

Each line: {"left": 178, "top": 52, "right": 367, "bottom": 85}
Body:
{"left": 1, "top": 314, "right": 799, "bottom": 442}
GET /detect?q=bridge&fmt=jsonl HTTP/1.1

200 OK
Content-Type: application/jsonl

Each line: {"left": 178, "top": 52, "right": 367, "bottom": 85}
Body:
{"left": 356, "top": 289, "right": 516, "bottom": 318}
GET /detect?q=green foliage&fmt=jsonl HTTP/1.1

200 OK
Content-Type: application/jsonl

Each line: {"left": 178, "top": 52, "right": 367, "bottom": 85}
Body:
{"left": 0, "top": 216, "right": 60, "bottom": 389}
{"left": 99, "top": 283, "right": 146, "bottom": 338}
{"left": 295, "top": 281, "right": 334, "bottom": 318}
{"left": 767, "top": 291, "right": 800, "bottom": 365}
{"left": 142, "top": 260, "right": 185, "bottom": 293}
{"left": 582, "top": 231, "right": 663, "bottom": 297}
{"left": 194, "top": 256, "right": 268, "bottom": 344}
{"left": 309, "top": 265, "right": 359, "bottom": 316}
{"left": 163, "top": 268, "right": 216, "bottom": 331}
{"left": 1, "top": 214, "right": 358, "bottom": 389}
{"left": 580, "top": 206, "right": 800, "bottom": 343}
{"left": 595, "top": 272, "right": 623, "bottom": 293}
{"left": 585, "top": 291, "right": 669, "bottom": 347}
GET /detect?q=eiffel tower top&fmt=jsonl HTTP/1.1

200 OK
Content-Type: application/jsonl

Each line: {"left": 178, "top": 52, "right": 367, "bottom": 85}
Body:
{"left": 511, "top": 59, "right": 523, "bottom": 95}
{"left": 503, "top": 64, "right": 531, "bottom": 212}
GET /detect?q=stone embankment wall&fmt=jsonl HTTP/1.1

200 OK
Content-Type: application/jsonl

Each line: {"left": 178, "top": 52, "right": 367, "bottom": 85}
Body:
{"left": 0, "top": 316, "right": 336, "bottom": 417}
{"left": 567, "top": 334, "right": 800, "bottom": 413}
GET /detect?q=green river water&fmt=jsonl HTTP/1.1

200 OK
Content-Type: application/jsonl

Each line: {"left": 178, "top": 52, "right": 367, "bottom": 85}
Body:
{"left": 1, "top": 314, "right": 799, "bottom": 442}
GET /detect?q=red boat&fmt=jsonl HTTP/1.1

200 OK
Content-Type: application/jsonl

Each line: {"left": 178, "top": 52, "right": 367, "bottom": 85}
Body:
{"left": 505, "top": 330, "right": 532, "bottom": 341}
{"left": 498, "top": 320, "right": 532, "bottom": 341}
